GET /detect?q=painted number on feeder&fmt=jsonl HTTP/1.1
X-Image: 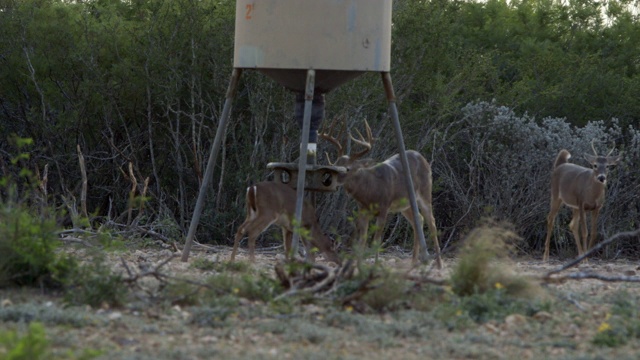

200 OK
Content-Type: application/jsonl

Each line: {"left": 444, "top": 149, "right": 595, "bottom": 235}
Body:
{"left": 245, "top": 4, "right": 254, "bottom": 20}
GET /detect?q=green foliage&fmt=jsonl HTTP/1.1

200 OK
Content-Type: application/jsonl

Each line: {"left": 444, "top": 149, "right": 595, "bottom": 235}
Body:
{"left": 435, "top": 285, "right": 551, "bottom": 330}
{"left": 0, "top": 322, "right": 101, "bottom": 360}
{"left": 205, "top": 272, "right": 281, "bottom": 303}
{"left": 2, "top": 0, "right": 640, "bottom": 250}
{"left": 0, "top": 322, "right": 49, "bottom": 360}
{"left": 439, "top": 221, "right": 550, "bottom": 327}
{"left": 450, "top": 220, "right": 541, "bottom": 298}
{"left": 0, "top": 203, "right": 77, "bottom": 288}
{"left": 592, "top": 291, "right": 640, "bottom": 347}
{"left": 190, "top": 257, "right": 217, "bottom": 272}
{"left": 359, "top": 269, "right": 409, "bottom": 312}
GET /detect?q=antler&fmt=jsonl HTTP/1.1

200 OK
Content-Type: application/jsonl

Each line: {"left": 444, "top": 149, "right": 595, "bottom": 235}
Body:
{"left": 348, "top": 119, "right": 374, "bottom": 161}
{"left": 319, "top": 116, "right": 346, "bottom": 164}
{"left": 591, "top": 138, "right": 617, "bottom": 157}
{"left": 606, "top": 141, "right": 616, "bottom": 157}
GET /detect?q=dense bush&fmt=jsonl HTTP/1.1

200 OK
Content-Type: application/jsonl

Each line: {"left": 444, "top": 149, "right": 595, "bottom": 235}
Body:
{"left": 1, "top": 0, "right": 639, "bottom": 258}
{"left": 427, "top": 101, "right": 640, "bottom": 255}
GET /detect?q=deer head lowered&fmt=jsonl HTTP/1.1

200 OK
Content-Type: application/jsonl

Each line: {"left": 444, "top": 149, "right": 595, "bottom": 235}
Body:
{"left": 231, "top": 181, "right": 341, "bottom": 264}
{"left": 320, "top": 119, "right": 443, "bottom": 268}
{"left": 542, "top": 141, "right": 621, "bottom": 261}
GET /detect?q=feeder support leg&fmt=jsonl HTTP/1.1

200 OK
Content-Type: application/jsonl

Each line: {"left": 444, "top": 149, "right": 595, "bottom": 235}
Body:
{"left": 181, "top": 69, "right": 242, "bottom": 262}
{"left": 381, "top": 72, "right": 429, "bottom": 262}
{"left": 290, "top": 69, "right": 315, "bottom": 260}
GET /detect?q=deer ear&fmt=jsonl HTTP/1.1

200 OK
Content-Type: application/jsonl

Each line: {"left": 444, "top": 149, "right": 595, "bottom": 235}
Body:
{"left": 584, "top": 153, "right": 597, "bottom": 164}
{"left": 608, "top": 155, "right": 622, "bottom": 165}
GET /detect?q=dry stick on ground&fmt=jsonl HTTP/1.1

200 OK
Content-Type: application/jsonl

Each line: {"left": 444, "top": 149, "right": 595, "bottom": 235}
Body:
{"left": 127, "top": 162, "right": 137, "bottom": 225}
{"left": 121, "top": 254, "right": 177, "bottom": 285}
{"left": 544, "top": 228, "right": 640, "bottom": 281}
{"left": 139, "top": 177, "right": 150, "bottom": 214}
{"left": 77, "top": 145, "right": 89, "bottom": 219}
{"left": 58, "top": 236, "right": 95, "bottom": 247}
{"left": 273, "top": 260, "right": 357, "bottom": 301}
{"left": 35, "top": 163, "right": 48, "bottom": 208}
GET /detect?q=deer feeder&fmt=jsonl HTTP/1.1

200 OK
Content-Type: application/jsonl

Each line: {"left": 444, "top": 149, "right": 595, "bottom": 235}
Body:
{"left": 182, "top": 0, "right": 431, "bottom": 263}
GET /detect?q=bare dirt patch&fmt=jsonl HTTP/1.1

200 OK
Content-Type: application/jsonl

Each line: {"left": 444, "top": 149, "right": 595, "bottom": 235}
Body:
{"left": 2, "top": 244, "right": 640, "bottom": 359}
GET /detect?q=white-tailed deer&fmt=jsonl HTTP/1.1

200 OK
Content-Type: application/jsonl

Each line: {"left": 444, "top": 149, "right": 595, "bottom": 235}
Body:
{"left": 542, "top": 141, "right": 621, "bottom": 261}
{"left": 231, "top": 181, "right": 341, "bottom": 264}
{"left": 320, "top": 120, "right": 443, "bottom": 268}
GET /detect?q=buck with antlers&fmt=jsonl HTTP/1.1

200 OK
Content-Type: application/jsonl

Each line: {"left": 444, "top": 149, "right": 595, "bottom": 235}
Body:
{"left": 542, "top": 141, "right": 621, "bottom": 261}
{"left": 320, "top": 120, "right": 443, "bottom": 268}
{"left": 231, "top": 181, "right": 341, "bottom": 264}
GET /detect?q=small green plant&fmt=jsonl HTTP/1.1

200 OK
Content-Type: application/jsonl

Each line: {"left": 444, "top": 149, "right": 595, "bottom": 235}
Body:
{"left": 439, "top": 221, "right": 549, "bottom": 326}
{"left": 450, "top": 221, "right": 540, "bottom": 298}
{"left": 360, "top": 269, "right": 408, "bottom": 312}
{"left": 0, "top": 322, "right": 49, "bottom": 360}
{"left": 592, "top": 317, "right": 627, "bottom": 347}
{"left": 0, "top": 321, "right": 102, "bottom": 359}
{"left": 205, "top": 272, "right": 280, "bottom": 303}
{"left": 0, "top": 203, "right": 77, "bottom": 288}
{"left": 190, "top": 257, "right": 217, "bottom": 271}
{"left": 592, "top": 292, "right": 640, "bottom": 347}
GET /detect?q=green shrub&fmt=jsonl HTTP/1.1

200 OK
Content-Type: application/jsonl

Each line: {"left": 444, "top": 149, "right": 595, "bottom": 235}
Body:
{"left": 0, "top": 203, "right": 77, "bottom": 288}
{"left": 450, "top": 221, "right": 541, "bottom": 299}
{"left": 205, "top": 272, "right": 281, "bottom": 303}
{"left": 592, "top": 291, "right": 640, "bottom": 347}
{"left": 0, "top": 322, "right": 101, "bottom": 360}
{"left": 190, "top": 257, "right": 217, "bottom": 271}
{"left": 0, "top": 322, "right": 49, "bottom": 360}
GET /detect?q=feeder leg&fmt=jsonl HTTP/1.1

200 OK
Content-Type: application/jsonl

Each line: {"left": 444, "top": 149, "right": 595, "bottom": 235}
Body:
{"left": 181, "top": 69, "right": 243, "bottom": 262}
{"left": 290, "top": 69, "right": 315, "bottom": 260}
{"left": 381, "top": 72, "right": 429, "bottom": 262}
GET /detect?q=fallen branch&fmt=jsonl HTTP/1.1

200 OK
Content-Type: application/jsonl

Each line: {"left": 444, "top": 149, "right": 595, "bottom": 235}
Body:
{"left": 273, "top": 260, "right": 355, "bottom": 301}
{"left": 545, "top": 228, "right": 640, "bottom": 279}
{"left": 58, "top": 236, "right": 95, "bottom": 247}
{"left": 545, "top": 272, "right": 640, "bottom": 284}
{"left": 121, "top": 254, "right": 177, "bottom": 285}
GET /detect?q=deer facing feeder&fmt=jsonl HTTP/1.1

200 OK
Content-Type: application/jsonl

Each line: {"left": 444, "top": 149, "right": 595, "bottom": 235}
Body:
{"left": 542, "top": 141, "right": 621, "bottom": 261}
{"left": 321, "top": 120, "right": 443, "bottom": 268}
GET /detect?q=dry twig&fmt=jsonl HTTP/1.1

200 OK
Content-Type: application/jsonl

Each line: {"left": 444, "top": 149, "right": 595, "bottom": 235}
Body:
{"left": 544, "top": 228, "right": 640, "bottom": 282}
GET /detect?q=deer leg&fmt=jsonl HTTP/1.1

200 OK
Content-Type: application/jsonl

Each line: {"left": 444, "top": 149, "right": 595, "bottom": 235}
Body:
{"left": 243, "top": 218, "right": 275, "bottom": 262}
{"left": 418, "top": 200, "right": 443, "bottom": 269}
{"left": 543, "top": 198, "right": 563, "bottom": 261}
{"left": 231, "top": 225, "right": 247, "bottom": 262}
{"left": 579, "top": 207, "right": 589, "bottom": 255}
{"left": 283, "top": 228, "right": 293, "bottom": 259}
{"left": 569, "top": 208, "right": 584, "bottom": 256}
{"left": 400, "top": 208, "right": 421, "bottom": 264}
{"left": 371, "top": 211, "right": 388, "bottom": 262}
{"left": 354, "top": 209, "right": 371, "bottom": 250}
{"left": 588, "top": 208, "right": 600, "bottom": 251}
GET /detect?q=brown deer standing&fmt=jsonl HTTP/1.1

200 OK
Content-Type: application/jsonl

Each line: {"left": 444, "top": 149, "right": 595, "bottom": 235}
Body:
{"left": 321, "top": 120, "right": 443, "bottom": 268}
{"left": 542, "top": 142, "right": 621, "bottom": 261}
{"left": 231, "top": 181, "right": 341, "bottom": 264}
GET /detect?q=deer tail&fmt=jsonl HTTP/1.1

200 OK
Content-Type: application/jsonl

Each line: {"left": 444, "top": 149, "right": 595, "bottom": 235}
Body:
{"left": 246, "top": 185, "right": 258, "bottom": 214}
{"left": 554, "top": 149, "right": 571, "bottom": 169}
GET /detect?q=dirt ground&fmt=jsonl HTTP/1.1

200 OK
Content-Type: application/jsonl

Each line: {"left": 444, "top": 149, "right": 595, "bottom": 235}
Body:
{"left": 2, "top": 245, "right": 640, "bottom": 360}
